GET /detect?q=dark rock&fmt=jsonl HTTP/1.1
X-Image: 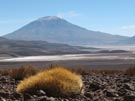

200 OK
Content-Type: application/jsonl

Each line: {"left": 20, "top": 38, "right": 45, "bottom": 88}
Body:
{"left": 11, "top": 79, "right": 15, "bottom": 84}
{"left": 85, "top": 98, "right": 91, "bottom": 101}
{"left": 123, "top": 78, "right": 131, "bottom": 83}
{"left": 124, "top": 83, "right": 135, "bottom": 90}
{"left": 13, "top": 92, "right": 22, "bottom": 99}
{"left": 0, "top": 77, "right": 10, "bottom": 83}
{"left": 105, "top": 89, "right": 119, "bottom": 97}
{"left": 38, "top": 96, "right": 47, "bottom": 101}
{"left": 33, "top": 95, "right": 37, "bottom": 98}
{"left": 23, "top": 93, "right": 32, "bottom": 100}
{"left": 124, "top": 95, "right": 135, "bottom": 101}
{"left": 84, "top": 92, "right": 92, "bottom": 98}
{"left": 112, "top": 97, "right": 122, "bottom": 101}
{"left": 37, "top": 90, "right": 46, "bottom": 96}
{"left": 0, "top": 72, "right": 135, "bottom": 101}
{"left": 0, "top": 91, "right": 9, "bottom": 97}
{"left": 89, "top": 82, "right": 102, "bottom": 91}
{"left": 45, "top": 97, "right": 56, "bottom": 101}
{"left": 63, "top": 99, "right": 69, "bottom": 101}
{"left": 0, "top": 77, "right": 6, "bottom": 81}
{"left": 0, "top": 97, "right": 6, "bottom": 101}
{"left": 38, "top": 96, "right": 56, "bottom": 101}
{"left": 118, "top": 88, "right": 127, "bottom": 96}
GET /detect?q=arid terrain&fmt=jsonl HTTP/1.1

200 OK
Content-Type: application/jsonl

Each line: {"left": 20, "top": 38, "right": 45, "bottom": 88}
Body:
{"left": 0, "top": 67, "right": 135, "bottom": 101}
{"left": 0, "top": 47, "right": 135, "bottom": 101}
{"left": 1, "top": 1, "right": 135, "bottom": 101}
{"left": 1, "top": 52, "right": 135, "bottom": 69}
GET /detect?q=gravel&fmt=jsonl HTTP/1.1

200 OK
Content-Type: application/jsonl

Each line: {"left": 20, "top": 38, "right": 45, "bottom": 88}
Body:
{"left": 0, "top": 73, "right": 135, "bottom": 101}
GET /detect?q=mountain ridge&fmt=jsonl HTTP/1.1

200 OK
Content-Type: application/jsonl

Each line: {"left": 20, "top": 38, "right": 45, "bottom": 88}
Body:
{"left": 0, "top": 37, "right": 92, "bottom": 57}
{"left": 3, "top": 16, "right": 131, "bottom": 45}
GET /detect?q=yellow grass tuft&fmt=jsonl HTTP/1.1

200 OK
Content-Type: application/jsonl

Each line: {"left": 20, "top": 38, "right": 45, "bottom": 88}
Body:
{"left": 16, "top": 67, "right": 84, "bottom": 97}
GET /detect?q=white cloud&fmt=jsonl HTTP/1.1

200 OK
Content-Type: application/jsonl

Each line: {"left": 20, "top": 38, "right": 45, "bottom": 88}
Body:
{"left": 57, "top": 11, "right": 80, "bottom": 18}
{"left": 121, "top": 25, "right": 135, "bottom": 30}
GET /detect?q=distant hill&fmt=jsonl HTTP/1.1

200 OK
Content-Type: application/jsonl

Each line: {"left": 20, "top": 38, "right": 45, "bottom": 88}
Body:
{"left": 4, "top": 16, "right": 128, "bottom": 45}
{"left": 0, "top": 37, "right": 92, "bottom": 57}
{"left": 118, "top": 36, "right": 135, "bottom": 45}
{"left": 0, "top": 37, "right": 8, "bottom": 41}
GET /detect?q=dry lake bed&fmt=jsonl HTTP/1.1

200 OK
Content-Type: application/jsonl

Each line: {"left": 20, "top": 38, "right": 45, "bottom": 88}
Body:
{"left": 1, "top": 46, "right": 135, "bottom": 69}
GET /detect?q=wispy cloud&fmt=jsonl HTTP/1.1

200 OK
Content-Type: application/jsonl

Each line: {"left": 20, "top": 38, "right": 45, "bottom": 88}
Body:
{"left": 121, "top": 25, "right": 135, "bottom": 30}
{"left": 57, "top": 11, "right": 80, "bottom": 18}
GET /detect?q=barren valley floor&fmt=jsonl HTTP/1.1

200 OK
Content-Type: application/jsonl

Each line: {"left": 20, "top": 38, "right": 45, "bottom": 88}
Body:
{"left": 0, "top": 53, "right": 135, "bottom": 69}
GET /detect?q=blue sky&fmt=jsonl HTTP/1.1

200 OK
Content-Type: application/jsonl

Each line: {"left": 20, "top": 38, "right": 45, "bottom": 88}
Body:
{"left": 0, "top": 0, "right": 135, "bottom": 36}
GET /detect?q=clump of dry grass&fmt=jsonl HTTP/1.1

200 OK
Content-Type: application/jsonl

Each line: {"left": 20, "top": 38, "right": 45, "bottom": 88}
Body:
{"left": 125, "top": 67, "right": 135, "bottom": 75}
{"left": 95, "top": 69, "right": 122, "bottom": 74}
{"left": 16, "top": 67, "right": 84, "bottom": 97}
{"left": 71, "top": 67, "right": 123, "bottom": 75}
{"left": 10, "top": 65, "right": 39, "bottom": 80}
{"left": 0, "top": 68, "right": 10, "bottom": 75}
{"left": 71, "top": 67, "right": 92, "bottom": 75}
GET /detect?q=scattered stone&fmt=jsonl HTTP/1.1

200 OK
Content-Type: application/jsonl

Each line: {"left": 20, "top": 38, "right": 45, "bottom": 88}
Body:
{"left": 84, "top": 92, "right": 92, "bottom": 98}
{"left": 0, "top": 97, "right": 6, "bottom": 101}
{"left": 118, "top": 88, "right": 127, "bottom": 96}
{"left": 23, "top": 93, "right": 32, "bottom": 100}
{"left": 63, "top": 99, "right": 69, "bottom": 101}
{"left": 105, "top": 89, "right": 119, "bottom": 97}
{"left": 37, "top": 90, "right": 46, "bottom": 96}
{"left": 13, "top": 92, "right": 21, "bottom": 99}
{"left": 124, "top": 95, "right": 135, "bottom": 101}
{"left": 39, "top": 96, "right": 56, "bottom": 101}
{"left": 89, "top": 82, "right": 102, "bottom": 91}
{"left": 0, "top": 91, "right": 9, "bottom": 97}
{"left": 124, "top": 83, "right": 135, "bottom": 90}
{"left": 38, "top": 96, "right": 48, "bottom": 101}
{"left": 0, "top": 73, "right": 135, "bottom": 101}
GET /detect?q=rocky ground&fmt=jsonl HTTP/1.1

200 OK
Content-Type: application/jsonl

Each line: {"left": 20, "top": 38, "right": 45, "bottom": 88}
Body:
{"left": 0, "top": 73, "right": 135, "bottom": 101}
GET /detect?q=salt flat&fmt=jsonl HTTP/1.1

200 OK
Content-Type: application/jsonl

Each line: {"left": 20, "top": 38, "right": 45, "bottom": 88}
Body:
{"left": 90, "top": 45, "right": 135, "bottom": 52}
{"left": 0, "top": 53, "right": 135, "bottom": 62}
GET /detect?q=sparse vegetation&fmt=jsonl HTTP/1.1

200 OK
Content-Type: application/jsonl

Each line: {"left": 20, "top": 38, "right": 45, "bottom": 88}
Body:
{"left": 71, "top": 67, "right": 92, "bottom": 75}
{"left": 71, "top": 67, "right": 123, "bottom": 75}
{"left": 0, "top": 65, "right": 135, "bottom": 100}
{"left": 0, "top": 68, "right": 10, "bottom": 75}
{"left": 71, "top": 67, "right": 134, "bottom": 75}
{"left": 1, "top": 65, "right": 135, "bottom": 79}
{"left": 9, "top": 65, "right": 39, "bottom": 80}
{"left": 94, "top": 69, "right": 122, "bottom": 74}
{"left": 16, "top": 67, "right": 83, "bottom": 97}
{"left": 125, "top": 67, "right": 135, "bottom": 75}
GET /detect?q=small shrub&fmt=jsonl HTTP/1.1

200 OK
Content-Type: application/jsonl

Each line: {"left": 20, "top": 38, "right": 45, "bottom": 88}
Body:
{"left": 125, "top": 67, "right": 135, "bottom": 75}
{"left": 95, "top": 69, "right": 122, "bottom": 74}
{"left": 10, "top": 65, "right": 39, "bottom": 80}
{"left": 0, "top": 68, "right": 10, "bottom": 75}
{"left": 71, "top": 67, "right": 92, "bottom": 75}
{"left": 16, "top": 67, "right": 84, "bottom": 97}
